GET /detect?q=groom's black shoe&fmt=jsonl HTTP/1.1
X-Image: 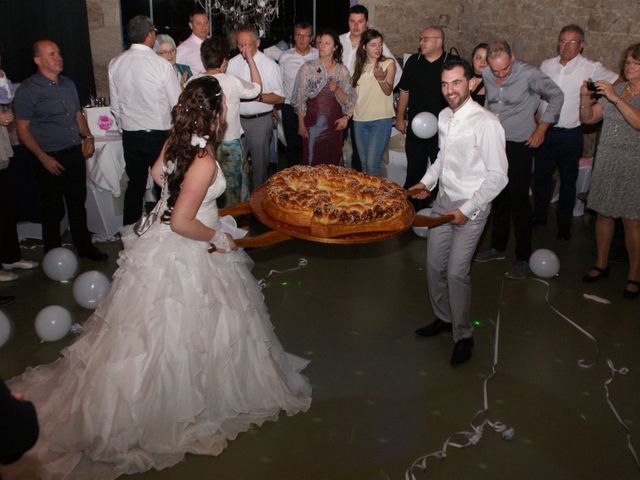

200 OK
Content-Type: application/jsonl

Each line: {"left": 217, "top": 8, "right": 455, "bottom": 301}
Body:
{"left": 415, "top": 318, "right": 452, "bottom": 337}
{"left": 451, "top": 337, "right": 474, "bottom": 366}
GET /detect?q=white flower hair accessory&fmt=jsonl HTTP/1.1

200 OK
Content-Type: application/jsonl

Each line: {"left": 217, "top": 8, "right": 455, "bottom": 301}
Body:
{"left": 190, "top": 134, "right": 210, "bottom": 149}
{"left": 164, "top": 160, "right": 176, "bottom": 175}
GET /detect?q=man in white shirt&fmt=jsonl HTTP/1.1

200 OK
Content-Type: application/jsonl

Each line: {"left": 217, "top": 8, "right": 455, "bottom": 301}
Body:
{"left": 339, "top": 5, "right": 402, "bottom": 86}
{"left": 410, "top": 58, "right": 508, "bottom": 366}
{"left": 534, "top": 24, "right": 618, "bottom": 240}
{"left": 194, "top": 36, "right": 262, "bottom": 207}
{"left": 227, "top": 24, "right": 284, "bottom": 190}
{"left": 339, "top": 4, "right": 402, "bottom": 172}
{"left": 176, "top": 11, "right": 209, "bottom": 75}
{"left": 108, "top": 15, "right": 180, "bottom": 225}
{"left": 279, "top": 21, "right": 318, "bottom": 167}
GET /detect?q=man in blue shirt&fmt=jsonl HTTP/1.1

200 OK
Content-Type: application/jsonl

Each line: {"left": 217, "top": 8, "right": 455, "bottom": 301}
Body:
{"left": 14, "top": 40, "right": 106, "bottom": 260}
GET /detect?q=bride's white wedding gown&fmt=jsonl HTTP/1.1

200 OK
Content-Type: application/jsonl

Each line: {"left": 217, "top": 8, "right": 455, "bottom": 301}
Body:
{"left": 2, "top": 166, "right": 311, "bottom": 479}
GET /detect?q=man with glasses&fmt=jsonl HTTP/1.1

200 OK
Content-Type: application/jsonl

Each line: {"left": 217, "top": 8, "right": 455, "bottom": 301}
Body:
{"left": 395, "top": 26, "right": 456, "bottom": 206}
{"left": 227, "top": 24, "right": 284, "bottom": 190}
{"left": 279, "top": 22, "right": 318, "bottom": 167}
{"left": 475, "top": 41, "right": 563, "bottom": 279}
{"left": 534, "top": 25, "right": 618, "bottom": 240}
{"left": 176, "top": 11, "right": 210, "bottom": 75}
{"left": 109, "top": 15, "right": 180, "bottom": 225}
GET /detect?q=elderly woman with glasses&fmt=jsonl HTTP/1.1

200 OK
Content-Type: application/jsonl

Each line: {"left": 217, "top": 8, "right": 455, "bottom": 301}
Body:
{"left": 580, "top": 43, "right": 640, "bottom": 300}
{"left": 154, "top": 34, "right": 193, "bottom": 89}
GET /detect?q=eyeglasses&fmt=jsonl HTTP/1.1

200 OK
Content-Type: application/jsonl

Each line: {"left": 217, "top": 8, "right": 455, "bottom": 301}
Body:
{"left": 558, "top": 40, "right": 580, "bottom": 45}
{"left": 294, "top": 33, "right": 312, "bottom": 38}
{"left": 159, "top": 49, "right": 175, "bottom": 55}
{"left": 624, "top": 60, "right": 640, "bottom": 67}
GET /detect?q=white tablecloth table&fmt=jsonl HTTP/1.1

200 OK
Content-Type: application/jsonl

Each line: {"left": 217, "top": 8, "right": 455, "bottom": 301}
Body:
{"left": 550, "top": 157, "right": 593, "bottom": 217}
{"left": 85, "top": 135, "right": 126, "bottom": 238}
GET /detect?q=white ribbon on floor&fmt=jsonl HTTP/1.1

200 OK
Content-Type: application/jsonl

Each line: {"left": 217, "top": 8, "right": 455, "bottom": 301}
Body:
{"left": 406, "top": 280, "right": 513, "bottom": 480}
{"left": 257, "top": 258, "right": 308, "bottom": 290}
{"left": 406, "top": 277, "right": 639, "bottom": 479}
{"left": 533, "top": 278, "right": 598, "bottom": 369}
{"left": 604, "top": 360, "right": 640, "bottom": 467}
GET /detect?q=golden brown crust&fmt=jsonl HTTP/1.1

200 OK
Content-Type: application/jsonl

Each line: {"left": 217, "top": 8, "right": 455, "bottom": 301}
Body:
{"left": 262, "top": 165, "right": 411, "bottom": 237}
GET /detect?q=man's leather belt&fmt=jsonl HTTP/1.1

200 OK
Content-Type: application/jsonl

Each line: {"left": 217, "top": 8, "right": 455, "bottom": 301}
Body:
{"left": 240, "top": 111, "right": 272, "bottom": 120}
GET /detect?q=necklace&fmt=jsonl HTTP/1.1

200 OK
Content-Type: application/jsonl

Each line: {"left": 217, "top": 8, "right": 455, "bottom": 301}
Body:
{"left": 623, "top": 82, "right": 640, "bottom": 98}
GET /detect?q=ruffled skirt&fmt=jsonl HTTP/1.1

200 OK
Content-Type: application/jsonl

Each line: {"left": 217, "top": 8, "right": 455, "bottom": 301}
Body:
{"left": 2, "top": 223, "right": 311, "bottom": 479}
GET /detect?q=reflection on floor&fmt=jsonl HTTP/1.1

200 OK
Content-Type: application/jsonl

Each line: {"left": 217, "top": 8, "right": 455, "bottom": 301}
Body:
{"left": 1, "top": 215, "right": 638, "bottom": 479}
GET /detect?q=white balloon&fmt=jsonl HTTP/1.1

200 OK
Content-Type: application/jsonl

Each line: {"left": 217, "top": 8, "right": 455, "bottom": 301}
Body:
{"left": 35, "top": 305, "right": 72, "bottom": 342}
{"left": 72, "top": 270, "right": 110, "bottom": 309}
{"left": 411, "top": 112, "right": 438, "bottom": 139}
{"left": 0, "top": 310, "right": 12, "bottom": 348}
{"left": 42, "top": 247, "right": 78, "bottom": 282}
{"left": 529, "top": 249, "right": 560, "bottom": 278}
{"left": 412, "top": 207, "right": 433, "bottom": 238}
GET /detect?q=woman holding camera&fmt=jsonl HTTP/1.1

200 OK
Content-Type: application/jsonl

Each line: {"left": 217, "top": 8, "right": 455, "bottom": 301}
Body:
{"left": 580, "top": 43, "right": 640, "bottom": 299}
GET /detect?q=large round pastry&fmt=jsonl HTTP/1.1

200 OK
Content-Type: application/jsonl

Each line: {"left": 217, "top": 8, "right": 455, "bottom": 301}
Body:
{"left": 262, "top": 164, "right": 412, "bottom": 238}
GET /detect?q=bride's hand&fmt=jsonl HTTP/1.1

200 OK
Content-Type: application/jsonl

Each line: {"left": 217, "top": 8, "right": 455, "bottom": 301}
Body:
{"left": 211, "top": 231, "right": 238, "bottom": 252}
{"left": 225, "top": 235, "right": 238, "bottom": 252}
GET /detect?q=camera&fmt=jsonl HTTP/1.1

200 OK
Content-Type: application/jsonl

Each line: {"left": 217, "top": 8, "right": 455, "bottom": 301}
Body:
{"left": 586, "top": 78, "right": 601, "bottom": 99}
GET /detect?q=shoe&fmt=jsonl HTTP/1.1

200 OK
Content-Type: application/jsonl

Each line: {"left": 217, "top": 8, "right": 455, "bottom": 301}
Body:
{"left": 557, "top": 225, "right": 571, "bottom": 241}
{"left": 0, "top": 296, "right": 16, "bottom": 306}
{"left": 451, "top": 337, "right": 474, "bottom": 366}
{"left": 78, "top": 247, "right": 108, "bottom": 261}
{"left": 582, "top": 265, "right": 609, "bottom": 283}
{"left": 474, "top": 248, "right": 506, "bottom": 263}
{"left": 506, "top": 261, "right": 530, "bottom": 280}
{"left": 1, "top": 259, "right": 39, "bottom": 270}
{"left": 623, "top": 280, "right": 640, "bottom": 300}
{"left": 0, "top": 271, "right": 18, "bottom": 282}
{"left": 415, "top": 318, "right": 452, "bottom": 337}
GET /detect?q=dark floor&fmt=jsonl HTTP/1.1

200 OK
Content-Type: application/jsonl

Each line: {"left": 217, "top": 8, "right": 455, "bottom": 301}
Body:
{"left": 1, "top": 212, "right": 639, "bottom": 480}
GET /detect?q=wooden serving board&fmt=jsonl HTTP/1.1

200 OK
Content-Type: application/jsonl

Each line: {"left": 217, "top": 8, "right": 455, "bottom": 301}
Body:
{"left": 211, "top": 189, "right": 454, "bottom": 251}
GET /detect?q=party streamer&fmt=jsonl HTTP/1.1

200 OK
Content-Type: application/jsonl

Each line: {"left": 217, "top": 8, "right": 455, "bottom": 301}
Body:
{"left": 257, "top": 258, "right": 308, "bottom": 289}
{"left": 406, "top": 277, "right": 638, "bottom": 478}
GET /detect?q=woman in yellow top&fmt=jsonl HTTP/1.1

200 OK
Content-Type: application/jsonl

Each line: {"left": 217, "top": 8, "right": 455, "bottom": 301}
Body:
{"left": 351, "top": 29, "right": 396, "bottom": 176}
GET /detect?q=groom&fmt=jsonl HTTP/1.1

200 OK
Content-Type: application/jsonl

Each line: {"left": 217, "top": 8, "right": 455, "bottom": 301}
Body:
{"left": 410, "top": 58, "right": 508, "bottom": 365}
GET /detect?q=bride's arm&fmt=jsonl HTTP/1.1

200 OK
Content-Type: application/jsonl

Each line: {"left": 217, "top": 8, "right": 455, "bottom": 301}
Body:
{"left": 169, "top": 154, "right": 236, "bottom": 250}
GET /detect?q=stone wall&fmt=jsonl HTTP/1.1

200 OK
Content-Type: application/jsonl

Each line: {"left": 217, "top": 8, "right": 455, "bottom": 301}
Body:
{"left": 86, "top": 0, "right": 122, "bottom": 98}
{"left": 361, "top": 0, "right": 640, "bottom": 74}
{"left": 85, "top": 0, "right": 640, "bottom": 97}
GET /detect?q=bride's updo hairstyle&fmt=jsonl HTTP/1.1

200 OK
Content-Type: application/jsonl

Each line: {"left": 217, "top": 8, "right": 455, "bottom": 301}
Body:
{"left": 163, "top": 76, "right": 224, "bottom": 217}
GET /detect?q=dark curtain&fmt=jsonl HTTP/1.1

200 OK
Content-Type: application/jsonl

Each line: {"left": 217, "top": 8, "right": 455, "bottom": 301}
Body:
{"left": 0, "top": 0, "right": 95, "bottom": 105}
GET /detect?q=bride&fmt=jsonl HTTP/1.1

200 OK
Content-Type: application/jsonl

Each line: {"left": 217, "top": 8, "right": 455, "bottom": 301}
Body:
{"left": 2, "top": 76, "right": 311, "bottom": 479}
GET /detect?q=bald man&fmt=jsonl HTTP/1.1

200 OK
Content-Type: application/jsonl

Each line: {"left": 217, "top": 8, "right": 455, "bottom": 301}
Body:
{"left": 14, "top": 40, "right": 106, "bottom": 260}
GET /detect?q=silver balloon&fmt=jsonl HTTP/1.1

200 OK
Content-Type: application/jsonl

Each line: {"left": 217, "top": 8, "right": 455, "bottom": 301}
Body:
{"left": 35, "top": 305, "right": 72, "bottom": 342}
{"left": 42, "top": 247, "right": 78, "bottom": 282}
{"left": 412, "top": 207, "right": 433, "bottom": 238}
{"left": 72, "top": 270, "right": 110, "bottom": 309}
{"left": 529, "top": 249, "right": 560, "bottom": 278}
{"left": 411, "top": 112, "right": 438, "bottom": 139}
{"left": 0, "top": 310, "right": 12, "bottom": 348}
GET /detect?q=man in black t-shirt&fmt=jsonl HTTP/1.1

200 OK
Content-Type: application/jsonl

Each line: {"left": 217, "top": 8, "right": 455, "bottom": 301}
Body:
{"left": 396, "top": 27, "right": 457, "bottom": 204}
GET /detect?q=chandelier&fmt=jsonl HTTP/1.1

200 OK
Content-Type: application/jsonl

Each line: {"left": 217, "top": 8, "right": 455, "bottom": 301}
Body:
{"left": 197, "top": 0, "right": 279, "bottom": 38}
